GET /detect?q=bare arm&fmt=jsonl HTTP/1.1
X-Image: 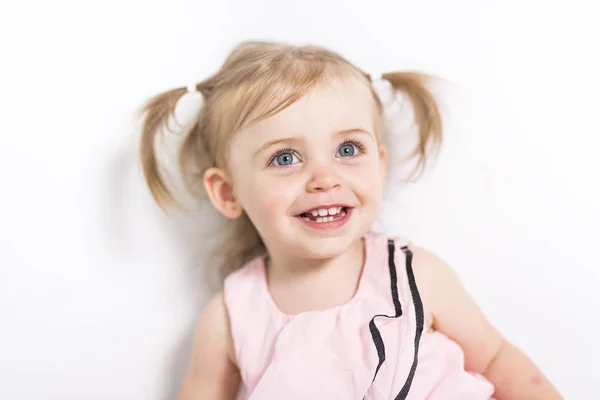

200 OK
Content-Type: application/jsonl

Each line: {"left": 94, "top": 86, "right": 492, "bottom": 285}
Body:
{"left": 411, "top": 246, "right": 562, "bottom": 400}
{"left": 177, "top": 292, "right": 240, "bottom": 400}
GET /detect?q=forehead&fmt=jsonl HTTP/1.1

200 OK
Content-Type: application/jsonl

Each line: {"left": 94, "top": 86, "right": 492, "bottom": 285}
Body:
{"left": 236, "top": 76, "right": 376, "bottom": 143}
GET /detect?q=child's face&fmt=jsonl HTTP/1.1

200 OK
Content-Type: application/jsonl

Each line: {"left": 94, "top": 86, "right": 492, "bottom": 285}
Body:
{"left": 227, "top": 76, "right": 386, "bottom": 260}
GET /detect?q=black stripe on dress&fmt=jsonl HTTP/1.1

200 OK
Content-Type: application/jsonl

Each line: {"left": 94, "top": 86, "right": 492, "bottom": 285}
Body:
{"left": 368, "top": 239, "right": 403, "bottom": 383}
{"left": 395, "top": 245, "right": 424, "bottom": 400}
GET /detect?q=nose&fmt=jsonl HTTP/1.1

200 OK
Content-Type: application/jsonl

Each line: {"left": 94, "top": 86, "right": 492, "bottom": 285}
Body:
{"left": 305, "top": 165, "right": 341, "bottom": 193}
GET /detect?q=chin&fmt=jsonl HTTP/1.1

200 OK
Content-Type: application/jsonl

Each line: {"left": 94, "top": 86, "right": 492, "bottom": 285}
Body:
{"left": 291, "top": 233, "right": 361, "bottom": 260}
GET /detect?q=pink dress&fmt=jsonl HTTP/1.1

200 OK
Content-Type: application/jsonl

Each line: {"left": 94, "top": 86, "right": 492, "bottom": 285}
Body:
{"left": 224, "top": 232, "right": 495, "bottom": 399}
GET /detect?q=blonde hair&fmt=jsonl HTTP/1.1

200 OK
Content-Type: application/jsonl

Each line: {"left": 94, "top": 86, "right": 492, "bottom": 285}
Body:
{"left": 138, "top": 40, "right": 442, "bottom": 278}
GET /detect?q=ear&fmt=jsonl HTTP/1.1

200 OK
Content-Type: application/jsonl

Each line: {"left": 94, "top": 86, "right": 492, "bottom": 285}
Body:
{"left": 202, "top": 167, "right": 243, "bottom": 219}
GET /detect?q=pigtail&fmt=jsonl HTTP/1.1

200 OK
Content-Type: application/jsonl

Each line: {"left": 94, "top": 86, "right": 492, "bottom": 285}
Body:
{"left": 137, "top": 83, "right": 211, "bottom": 211}
{"left": 138, "top": 86, "right": 189, "bottom": 209}
{"left": 381, "top": 72, "right": 443, "bottom": 180}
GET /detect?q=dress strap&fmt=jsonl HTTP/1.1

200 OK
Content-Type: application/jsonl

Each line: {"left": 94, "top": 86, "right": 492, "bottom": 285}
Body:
{"left": 365, "top": 236, "right": 425, "bottom": 400}
{"left": 395, "top": 240, "right": 425, "bottom": 399}
{"left": 367, "top": 238, "right": 404, "bottom": 383}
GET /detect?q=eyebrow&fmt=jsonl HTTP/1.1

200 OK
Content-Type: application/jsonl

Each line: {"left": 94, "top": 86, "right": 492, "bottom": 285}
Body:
{"left": 252, "top": 128, "right": 373, "bottom": 158}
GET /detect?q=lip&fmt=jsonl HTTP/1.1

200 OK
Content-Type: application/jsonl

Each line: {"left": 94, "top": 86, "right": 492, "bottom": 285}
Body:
{"left": 295, "top": 204, "right": 352, "bottom": 216}
{"left": 295, "top": 207, "right": 353, "bottom": 231}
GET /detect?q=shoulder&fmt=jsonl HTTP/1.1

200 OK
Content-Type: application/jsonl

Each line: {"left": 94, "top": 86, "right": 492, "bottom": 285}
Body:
{"left": 402, "top": 244, "right": 457, "bottom": 330}
{"left": 193, "top": 291, "right": 238, "bottom": 367}
{"left": 198, "top": 291, "right": 229, "bottom": 329}
{"left": 407, "top": 244, "right": 505, "bottom": 373}
{"left": 408, "top": 244, "right": 464, "bottom": 314}
{"left": 179, "top": 292, "right": 240, "bottom": 398}
{"left": 409, "top": 245, "right": 459, "bottom": 289}
{"left": 383, "top": 236, "right": 458, "bottom": 298}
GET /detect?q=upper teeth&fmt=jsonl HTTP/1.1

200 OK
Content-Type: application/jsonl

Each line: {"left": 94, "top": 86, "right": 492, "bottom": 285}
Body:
{"left": 311, "top": 207, "right": 341, "bottom": 217}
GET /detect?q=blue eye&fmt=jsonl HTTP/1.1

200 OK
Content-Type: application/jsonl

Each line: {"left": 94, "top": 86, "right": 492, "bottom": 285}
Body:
{"left": 337, "top": 143, "right": 359, "bottom": 157}
{"left": 271, "top": 151, "right": 299, "bottom": 167}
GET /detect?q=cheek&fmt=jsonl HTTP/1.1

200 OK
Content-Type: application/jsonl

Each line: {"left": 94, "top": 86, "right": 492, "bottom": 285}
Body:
{"left": 344, "top": 157, "right": 384, "bottom": 197}
{"left": 260, "top": 185, "right": 295, "bottom": 211}
{"left": 237, "top": 172, "right": 300, "bottom": 215}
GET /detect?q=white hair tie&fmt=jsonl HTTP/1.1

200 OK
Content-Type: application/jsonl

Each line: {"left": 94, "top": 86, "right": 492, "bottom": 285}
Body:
{"left": 168, "top": 83, "right": 204, "bottom": 134}
{"left": 187, "top": 83, "right": 198, "bottom": 93}
{"left": 370, "top": 72, "right": 396, "bottom": 109}
{"left": 370, "top": 72, "right": 384, "bottom": 82}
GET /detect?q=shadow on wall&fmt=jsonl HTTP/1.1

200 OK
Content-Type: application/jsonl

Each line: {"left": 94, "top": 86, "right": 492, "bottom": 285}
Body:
{"left": 102, "top": 114, "right": 226, "bottom": 400}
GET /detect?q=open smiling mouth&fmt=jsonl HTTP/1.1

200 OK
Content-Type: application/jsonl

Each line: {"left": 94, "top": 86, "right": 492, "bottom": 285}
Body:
{"left": 295, "top": 206, "right": 353, "bottom": 229}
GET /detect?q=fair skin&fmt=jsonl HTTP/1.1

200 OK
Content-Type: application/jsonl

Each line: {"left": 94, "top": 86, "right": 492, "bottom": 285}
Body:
{"left": 177, "top": 75, "right": 562, "bottom": 400}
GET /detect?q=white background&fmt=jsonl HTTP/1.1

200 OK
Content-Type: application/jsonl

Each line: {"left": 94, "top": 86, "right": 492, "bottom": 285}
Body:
{"left": 1, "top": 0, "right": 598, "bottom": 398}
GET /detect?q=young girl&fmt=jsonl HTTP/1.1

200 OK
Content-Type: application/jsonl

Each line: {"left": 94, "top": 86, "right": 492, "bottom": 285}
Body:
{"left": 139, "top": 41, "right": 561, "bottom": 399}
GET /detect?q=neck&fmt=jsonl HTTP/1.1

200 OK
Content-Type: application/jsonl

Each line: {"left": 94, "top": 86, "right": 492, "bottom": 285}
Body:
{"left": 265, "top": 237, "right": 366, "bottom": 286}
